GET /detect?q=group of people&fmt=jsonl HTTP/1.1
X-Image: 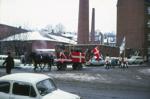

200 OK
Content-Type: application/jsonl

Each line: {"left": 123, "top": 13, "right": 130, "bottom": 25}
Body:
{"left": 104, "top": 56, "right": 128, "bottom": 69}
{"left": 2, "top": 52, "right": 55, "bottom": 74}
{"left": 2, "top": 51, "right": 129, "bottom": 74}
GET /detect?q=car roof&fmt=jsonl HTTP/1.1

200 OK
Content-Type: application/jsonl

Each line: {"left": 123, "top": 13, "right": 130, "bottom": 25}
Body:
{"left": 0, "top": 73, "right": 51, "bottom": 84}
{"left": 131, "top": 56, "right": 143, "bottom": 58}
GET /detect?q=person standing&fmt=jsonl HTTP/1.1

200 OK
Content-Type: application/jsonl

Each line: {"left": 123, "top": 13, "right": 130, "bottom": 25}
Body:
{"left": 105, "top": 54, "right": 111, "bottom": 69}
{"left": 2, "top": 52, "right": 14, "bottom": 74}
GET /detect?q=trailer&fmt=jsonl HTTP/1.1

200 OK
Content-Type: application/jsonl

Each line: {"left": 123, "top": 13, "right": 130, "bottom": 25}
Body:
{"left": 54, "top": 44, "right": 119, "bottom": 70}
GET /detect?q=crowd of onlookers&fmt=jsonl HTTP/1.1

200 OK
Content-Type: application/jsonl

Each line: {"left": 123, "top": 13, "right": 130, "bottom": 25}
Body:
{"left": 86, "top": 55, "right": 145, "bottom": 69}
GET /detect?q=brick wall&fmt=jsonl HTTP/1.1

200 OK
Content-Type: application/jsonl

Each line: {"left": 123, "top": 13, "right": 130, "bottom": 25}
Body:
{"left": 0, "top": 24, "right": 28, "bottom": 39}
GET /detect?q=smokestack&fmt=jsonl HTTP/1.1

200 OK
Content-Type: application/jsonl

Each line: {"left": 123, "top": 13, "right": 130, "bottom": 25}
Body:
{"left": 91, "top": 8, "right": 95, "bottom": 44}
{"left": 77, "top": 0, "right": 89, "bottom": 44}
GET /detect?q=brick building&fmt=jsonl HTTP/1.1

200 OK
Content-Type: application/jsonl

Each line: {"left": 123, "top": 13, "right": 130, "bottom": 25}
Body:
{"left": 0, "top": 24, "right": 28, "bottom": 54}
{"left": 1, "top": 31, "right": 77, "bottom": 56}
{"left": 117, "top": 0, "right": 150, "bottom": 61}
{"left": 0, "top": 24, "right": 28, "bottom": 39}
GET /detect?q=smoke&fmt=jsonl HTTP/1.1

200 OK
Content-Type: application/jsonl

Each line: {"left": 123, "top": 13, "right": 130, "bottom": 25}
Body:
{"left": 32, "top": 40, "right": 48, "bottom": 52}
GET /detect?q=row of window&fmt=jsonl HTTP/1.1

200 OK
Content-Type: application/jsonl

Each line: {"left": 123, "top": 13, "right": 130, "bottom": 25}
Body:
{"left": 147, "top": 7, "right": 150, "bottom": 15}
{"left": 148, "top": 47, "right": 150, "bottom": 54}
{"left": 148, "top": 33, "right": 150, "bottom": 41}
{"left": 146, "top": 6, "right": 150, "bottom": 61}
{"left": 148, "top": 46, "right": 150, "bottom": 63}
{"left": 146, "top": 6, "right": 150, "bottom": 29}
{"left": 0, "top": 81, "right": 36, "bottom": 97}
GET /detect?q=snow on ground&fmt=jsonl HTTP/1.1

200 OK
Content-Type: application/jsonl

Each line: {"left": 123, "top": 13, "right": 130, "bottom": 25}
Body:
{"left": 48, "top": 72, "right": 111, "bottom": 83}
{"left": 15, "top": 64, "right": 150, "bottom": 83}
{"left": 17, "top": 64, "right": 34, "bottom": 69}
{"left": 139, "top": 69, "right": 150, "bottom": 75}
{"left": 17, "top": 64, "right": 111, "bottom": 83}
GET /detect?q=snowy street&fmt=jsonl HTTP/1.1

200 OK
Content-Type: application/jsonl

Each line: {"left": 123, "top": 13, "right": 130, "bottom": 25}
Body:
{"left": 0, "top": 64, "right": 150, "bottom": 99}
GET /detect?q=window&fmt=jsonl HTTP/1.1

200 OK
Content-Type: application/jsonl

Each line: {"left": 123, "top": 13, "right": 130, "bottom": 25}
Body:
{"left": 148, "top": 33, "right": 150, "bottom": 41}
{"left": 12, "top": 82, "right": 36, "bottom": 97}
{"left": 0, "top": 82, "right": 10, "bottom": 93}
{"left": 148, "top": 47, "right": 150, "bottom": 54}
{"left": 147, "top": 7, "right": 150, "bottom": 15}
{"left": 37, "top": 79, "right": 57, "bottom": 96}
{"left": 147, "top": 20, "right": 150, "bottom": 28}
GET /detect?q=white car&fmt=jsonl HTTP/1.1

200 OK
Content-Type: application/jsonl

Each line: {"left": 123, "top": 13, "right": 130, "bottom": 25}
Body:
{"left": 0, "top": 73, "right": 81, "bottom": 99}
{"left": 127, "top": 56, "right": 144, "bottom": 65}
{"left": 0, "top": 55, "right": 21, "bottom": 67}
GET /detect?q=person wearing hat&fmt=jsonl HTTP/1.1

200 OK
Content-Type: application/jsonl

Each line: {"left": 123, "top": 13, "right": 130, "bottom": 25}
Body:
{"left": 2, "top": 52, "right": 14, "bottom": 74}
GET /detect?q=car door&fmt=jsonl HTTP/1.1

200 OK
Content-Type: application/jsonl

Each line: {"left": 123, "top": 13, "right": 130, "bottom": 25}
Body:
{"left": 11, "top": 81, "right": 37, "bottom": 99}
{"left": 0, "top": 81, "right": 11, "bottom": 99}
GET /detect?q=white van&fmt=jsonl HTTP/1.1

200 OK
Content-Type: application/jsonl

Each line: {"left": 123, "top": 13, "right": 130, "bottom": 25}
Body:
{"left": 0, "top": 55, "right": 21, "bottom": 67}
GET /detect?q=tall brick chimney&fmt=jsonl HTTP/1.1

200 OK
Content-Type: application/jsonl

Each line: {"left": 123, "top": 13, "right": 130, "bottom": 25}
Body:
{"left": 91, "top": 8, "right": 95, "bottom": 44}
{"left": 117, "top": 0, "right": 144, "bottom": 49}
{"left": 77, "top": 0, "right": 89, "bottom": 44}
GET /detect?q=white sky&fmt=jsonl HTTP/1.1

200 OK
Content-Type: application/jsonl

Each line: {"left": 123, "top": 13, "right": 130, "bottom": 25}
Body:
{"left": 0, "top": 0, "right": 117, "bottom": 33}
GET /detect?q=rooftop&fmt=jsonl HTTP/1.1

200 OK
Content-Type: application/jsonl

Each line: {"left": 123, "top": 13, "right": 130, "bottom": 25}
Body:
{"left": 1, "top": 31, "right": 77, "bottom": 44}
{"left": 0, "top": 73, "right": 51, "bottom": 84}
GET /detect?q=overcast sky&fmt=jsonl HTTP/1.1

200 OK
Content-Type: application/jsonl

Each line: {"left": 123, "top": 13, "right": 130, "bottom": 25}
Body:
{"left": 0, "top": 0, "right": 117, "bottom": 33}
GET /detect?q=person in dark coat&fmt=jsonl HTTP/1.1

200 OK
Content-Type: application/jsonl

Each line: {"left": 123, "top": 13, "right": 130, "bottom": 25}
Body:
{"left": 2, "top": 52, "right": 14, "bottom": 74}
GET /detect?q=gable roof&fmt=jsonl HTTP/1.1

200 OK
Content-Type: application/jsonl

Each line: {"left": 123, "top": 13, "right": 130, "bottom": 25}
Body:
{"left": 1, "top": 31, "right": 77, "bottom": 44}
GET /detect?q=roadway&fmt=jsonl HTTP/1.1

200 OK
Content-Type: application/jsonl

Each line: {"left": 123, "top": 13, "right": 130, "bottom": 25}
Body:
{"left": 0, "top": 64, "right": 150, "bottom": 99}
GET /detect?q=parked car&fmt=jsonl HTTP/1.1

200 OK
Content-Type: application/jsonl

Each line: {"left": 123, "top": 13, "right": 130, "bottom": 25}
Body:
{"left": 110, "top": 57, "right": 119, "bottom": 66}
{"left": 0, "top": 73, "right": 81, "bottom": 99}
{"left": 86, "top": 57, "right": 105, "bottom": 66}
{"left": 127, "top": 56, "right": 144, "bottom": 65}
{"left": 0, "top": 55, "right": 21, "bottom": 67}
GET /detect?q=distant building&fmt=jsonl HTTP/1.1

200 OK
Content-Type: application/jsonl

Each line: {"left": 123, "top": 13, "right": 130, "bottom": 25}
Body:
{"left": 93, "top": 32, "right": 104, "bottom": 44}
{"left": 0, "top": 24, "right": 28, "bottom": 39}
{"left": 117, "top": 0, "right": 150, "bottom": 61}
{"left": 0, "top": 24, "right": 77, "bottom": 55}
{"left": 103, "top": 33, "right": 116, "bottom": 47}
{"left": 1, "top": 31, "right": 76, "bottom": 55}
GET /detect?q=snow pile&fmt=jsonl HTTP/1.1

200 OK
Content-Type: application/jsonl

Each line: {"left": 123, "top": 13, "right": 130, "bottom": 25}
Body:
{"left": 48, "top": 73, "right": 111, "bottom": 83}
{"left": 2, "top": 32, "right": 56, "bottom": 41}
{"left": 1, "top": 31, "right": 77, "bottom": 44}
{"left": 47, "top": 34, "right": 76, "bottom": 44}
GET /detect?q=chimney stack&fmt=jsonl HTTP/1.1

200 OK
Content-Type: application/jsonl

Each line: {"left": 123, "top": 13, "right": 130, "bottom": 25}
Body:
{"left": 91, "top": 8, "right": 95, "bottom": 44}
{"left": 77, "top": 0, "right": 89, "bottom": 44}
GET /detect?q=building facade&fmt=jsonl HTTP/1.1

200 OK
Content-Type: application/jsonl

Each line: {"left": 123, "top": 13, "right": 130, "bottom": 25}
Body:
{"left": 145, "top": 0, "right": 150, "bottom": 61}
{"left": 117, "top": 0, "right": 150, "bottom": 61}
{"left": 1, "top": 31, "right": 77, "bottom": 56}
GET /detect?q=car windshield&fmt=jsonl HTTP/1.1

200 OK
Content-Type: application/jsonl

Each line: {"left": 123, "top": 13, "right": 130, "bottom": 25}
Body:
{"left": 36, "top": 79, "right": 57, "bottom": 96}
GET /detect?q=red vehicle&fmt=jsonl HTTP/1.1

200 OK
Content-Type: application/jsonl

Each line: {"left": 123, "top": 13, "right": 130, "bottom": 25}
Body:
{"left": 55, "top": 44, "right": 85, "bottom": 70}
{"left": 54, "top": 44, "right": 119, "bottom": 70}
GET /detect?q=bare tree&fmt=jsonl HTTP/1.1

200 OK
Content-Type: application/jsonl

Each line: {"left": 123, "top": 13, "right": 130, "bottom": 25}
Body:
{"left": 55, "top": 23, "right": 65, "bottom": 34}
{"left": 45, "top": 24, "right": 53, "bottom": 33}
